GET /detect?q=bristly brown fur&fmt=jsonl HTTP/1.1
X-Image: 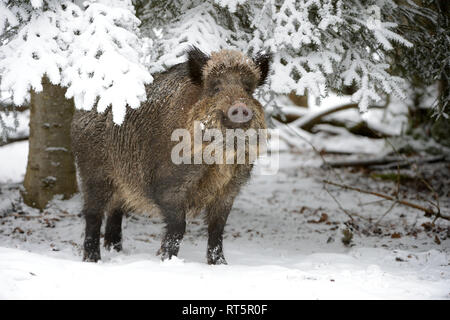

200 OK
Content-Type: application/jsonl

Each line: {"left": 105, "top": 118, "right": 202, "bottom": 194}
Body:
{"left": 202, "top": 50, "right": 261, "bottom": 84}
{"left": 71, "top": 47, "right": 271, "bottom": 265}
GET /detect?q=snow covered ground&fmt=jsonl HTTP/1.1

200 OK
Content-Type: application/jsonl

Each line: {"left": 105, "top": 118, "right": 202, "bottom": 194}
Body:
{"left": 0, "top": 138, "right": 449, "bottom": 300}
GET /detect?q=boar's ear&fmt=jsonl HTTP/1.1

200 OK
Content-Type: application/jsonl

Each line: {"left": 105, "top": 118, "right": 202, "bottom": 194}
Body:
{"left": 186, "top": 46, "right": 210, "bottom": 86}
{"left": 253, "top": 52, "right": 272, "bottom": 87}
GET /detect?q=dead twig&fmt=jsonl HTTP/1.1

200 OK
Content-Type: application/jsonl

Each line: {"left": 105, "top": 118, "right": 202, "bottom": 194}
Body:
{"left": 4, "top": 213, "right": 79, "bottom": 219}
{"left": 381, "top": 137, "right": 442, "bottom": 221}
{"left": 274, "top": 119, "right": 345, "bottom": 183}
{"left": 359, "top": 198, "right": 390, "bottom": 206}
{"left": 323, "top": 180, "right": 450, "bottom": 221}
{"left": 375, "top": 201, "right": 397, "bottom": 226}
{"left": 323, "top": 182, "right": 355, "bottom": 221}
{"left": 276, "top": 120, "right": 355, "bottom": 221}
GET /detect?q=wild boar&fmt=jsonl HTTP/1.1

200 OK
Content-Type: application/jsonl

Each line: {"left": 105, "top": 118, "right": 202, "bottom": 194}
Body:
{"left": 71, "top": 46, "right": 271, "bottom": 264}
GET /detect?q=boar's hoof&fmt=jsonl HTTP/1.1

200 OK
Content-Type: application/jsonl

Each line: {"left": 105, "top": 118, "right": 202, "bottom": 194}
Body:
{"left": 83, "top": 238, "right": 101, "bottom": 262}
{"left": 158, "top": 234, "right": 183, "bottom": 261}
{"left": 207, "top": 250, "right": 228, "bottom": 265}
{"left": 157, "top": 247, "right": 179, "bottom": 261}
{"left": 83, "top": 250, "right": 100, "bottom": 262}
{"left": 207, "top": 256, "right": 227, "bottom": 265}
{"left": 104, "top": 240, "right": 122, "bottom": 252}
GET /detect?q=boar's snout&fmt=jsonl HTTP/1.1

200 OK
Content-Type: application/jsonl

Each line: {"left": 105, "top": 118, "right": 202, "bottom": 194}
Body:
{"left": 226, "top": 101, "right": 253, "bottom": 126}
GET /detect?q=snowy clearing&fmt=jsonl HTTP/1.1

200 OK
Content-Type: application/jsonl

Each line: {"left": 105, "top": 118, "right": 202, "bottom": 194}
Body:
{"left": 1, "top": 246, "right": 447, "bottom": 299}
{"left": 0, "top": 142, "right": 449, "bottom": 299}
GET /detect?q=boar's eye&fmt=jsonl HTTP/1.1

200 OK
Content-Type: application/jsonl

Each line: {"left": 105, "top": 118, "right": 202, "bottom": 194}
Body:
{"left": 243, "top": 81, "right": 253, "bottom": 94}
{"left": 210, "top": 80, "right": 221, "bottom": 94}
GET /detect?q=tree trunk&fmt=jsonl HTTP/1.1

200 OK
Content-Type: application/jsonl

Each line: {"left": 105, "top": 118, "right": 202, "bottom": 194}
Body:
{"left": 288, "top": 91, "right": 308, "bottom": 108}
{"left": 431, "top": 78, "right": 450, "bottom": 146}
{"left": 21, "top": 77, "right": 77, "bottom": 210}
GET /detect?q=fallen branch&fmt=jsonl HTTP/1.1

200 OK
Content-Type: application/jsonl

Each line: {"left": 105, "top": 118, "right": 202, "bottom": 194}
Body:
{"left": 322, "top": 180, "right": 450, "bottom": 221}
{"left": 3, "top": 213, "right": 79, "bottom": 219}
{"left": 0, "top": 101, "right": 29, "bottom": 112}
{"left": 290, "top": 103, "right": 385, "bottom": 131}
{"left": 371, "top": 155, "right": 446, "bottom": 170}
{"left": 325, "top": 155, "right": 446, "bottom": 168}
{"left": 272, "top": 105, "right": 308, "bottom": 123}
{"left": 325, "top": 156, "right": 399, "bottom": 167}
{"left": 0, "top": 135, "right": 29, "bottom": 147}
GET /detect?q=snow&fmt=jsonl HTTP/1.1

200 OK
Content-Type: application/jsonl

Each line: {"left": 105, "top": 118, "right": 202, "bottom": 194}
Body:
{"left": 0, "top": 140, "right": 27, "bottom": 183}
{"left": 0, "top": 142, "right": 449, "bottom": 299}
{"left": 213, "top": 0, "right": 247, "bottom": 13}
{"left": 0, "top": 108, "right": 29, "bottom": 142}
{"left": 150, "top": 2, "right": 240, "bottom": 74}
{"left": 313, "top": 132, "right": 388, "bottom": 155}
{"left": 0, "top": 246, "right": 447, "bottom": 299}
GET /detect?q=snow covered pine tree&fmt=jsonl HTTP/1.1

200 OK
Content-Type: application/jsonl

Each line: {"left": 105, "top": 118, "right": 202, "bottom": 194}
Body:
{"left": 0, "top": 0, "right": 151, "bottom": 209}
{"left": 385, "top": 0, "right": 449, "bottom": 145}
{"left": 138, "top": 0, "right": 412, "bottom": 113}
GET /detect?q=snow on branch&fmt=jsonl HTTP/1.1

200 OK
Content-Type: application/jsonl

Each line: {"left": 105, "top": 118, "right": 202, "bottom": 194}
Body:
{"left": 0, "top": 1, "right": 79, "bottom": 106}
{"left": 63, "top": 0, "right": 152, "bottom": 124}
{"left": 246, "top": 0, "right": 413, "bottom": 112}
{"left": 0, "top": 0, "right": 152, "bottom": 125}
{"left": 213, "top": 0, "right": 248, "bottom": 13}
{"left": 150, "top": 1, "right": 245, "bottom": 73}
{"left": 0, "top": 0, "right": 417, "bottom": 125}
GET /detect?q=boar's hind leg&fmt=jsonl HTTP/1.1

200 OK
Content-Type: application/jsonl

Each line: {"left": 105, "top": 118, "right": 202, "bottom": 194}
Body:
{"left": 205, "top": 198, "right": 234, "bottom": 265}
{"left": 159, "top": 208, "right": 186, "bottom": 261}
{"left": 104, "top": 207, "right": 124, "bottom": 252}
{"left": 82, "top": 180, "right": 111, "bottom": 262}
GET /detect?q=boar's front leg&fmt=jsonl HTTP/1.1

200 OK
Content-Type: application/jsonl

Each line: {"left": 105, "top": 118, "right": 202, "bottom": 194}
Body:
{"left": 159, "top": 205, "right": 186, "bottom": 261}
{"left": 205, "top": 196, "right": 235, "bottom": 265}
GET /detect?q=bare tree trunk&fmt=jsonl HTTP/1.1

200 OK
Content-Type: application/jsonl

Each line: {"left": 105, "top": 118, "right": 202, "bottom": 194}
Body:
{"left": 21, "top": 77, "right": 77, "bottom": 210}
